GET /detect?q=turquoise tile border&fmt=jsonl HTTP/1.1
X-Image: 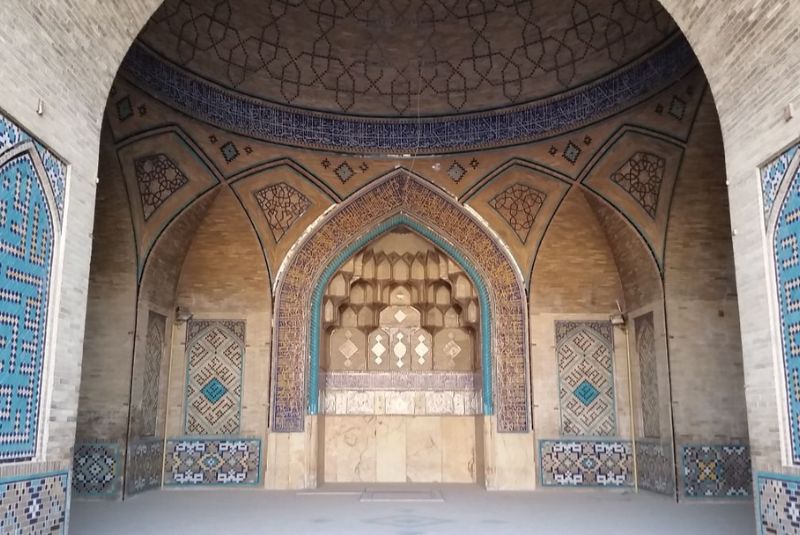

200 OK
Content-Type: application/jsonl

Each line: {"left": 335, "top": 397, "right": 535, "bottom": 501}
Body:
{"left": 0, "top": 470, "right": 70, "bottom": 533}
{"left": 307, "top": 213, "right": 493, "bottom": 416}
{"left": 756, "top": 471, "right": 800, "bottom": 535}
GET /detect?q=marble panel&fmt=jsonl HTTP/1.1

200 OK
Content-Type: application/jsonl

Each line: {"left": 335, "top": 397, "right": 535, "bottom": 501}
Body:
{"left": 406, "top": 417, "right": 443, "bottom": 482}
{"left": 376, "top": 417, "right": 407, "bottom": 482}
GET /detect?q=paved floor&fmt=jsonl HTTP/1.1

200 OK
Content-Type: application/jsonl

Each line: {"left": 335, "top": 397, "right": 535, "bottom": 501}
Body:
{"left": 70, "top": 485, "right": 757, "bottom": 535}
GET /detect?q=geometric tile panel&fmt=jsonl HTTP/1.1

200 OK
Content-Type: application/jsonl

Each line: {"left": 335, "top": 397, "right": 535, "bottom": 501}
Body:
{"left": 272, "top": 173, "right": 528, "bottom": 433}
{"left": 253, "top": 182, "right": 311, "bottom": 242}
{"left": 122, "top": 37, "right": 696, "bottom": 153}
{"left": 767, "top": 142, "right": 800, "bottom": 464}
{"left": 762, "top": 142, "right": 799, "bottom": 224}
{"left": 0, "top": 471, "right": 69, "bottom": 534}
{"left": 142, "top": 311, "right": 166, "bottom": 437}
{"left": 635, "top": 312, "right": 660, "bottom": 438}
{"left": 758, "top": 472, "right": 800, "bottom": 535}
{"left": 681, "top": 444, "right": 752, "bottom": 499}
{"left": 184, "top": 320, "right": 246, "bottom": 436}
{"left": 164, "top": 438, "right": 260, "bottom": 486}
{"left": 611, "top": 152, "right": 666, "bottom": 218}
{"left": 72, "top": 442, "right": 122, "bottom": 498}
{"left": 489, "top": 183, "right": 546, "bottom": 243}
{"left": 556, "top": 321, "right": 616, "bottom": 437}
{"left": 0, "top": 111, "right": 67, "bottom": 222}
{"left": 636, "top": 439, "right": 674, "bottom": 495}
{"left": 0, "top": 150, "right": 56, "bottom": 462}
{"left": 539, "top": 439, "right": 632, "bottom": 487}
{"left": 126, "top": 437, "right": 164, "bottom": 496}
{"left": 133, "top": 153, "right": 188, "bottom": 220}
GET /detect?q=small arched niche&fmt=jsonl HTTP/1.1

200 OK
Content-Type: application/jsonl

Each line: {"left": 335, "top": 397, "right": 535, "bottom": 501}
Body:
{"left": 319, "top": 227, "right": 482, "bottom": 484}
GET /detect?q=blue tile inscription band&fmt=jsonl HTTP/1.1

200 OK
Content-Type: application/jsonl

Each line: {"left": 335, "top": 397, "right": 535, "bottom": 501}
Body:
{"left": 121, "top": 37, "right": 695, "bottom": 154}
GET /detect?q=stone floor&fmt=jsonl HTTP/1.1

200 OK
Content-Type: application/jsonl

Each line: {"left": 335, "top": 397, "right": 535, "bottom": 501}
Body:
{"left": 70, "top": 485, "right": 757, "bottom": 535}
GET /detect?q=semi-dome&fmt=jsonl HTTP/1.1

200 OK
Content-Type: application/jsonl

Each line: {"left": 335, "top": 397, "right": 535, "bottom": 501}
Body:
{"left": 123, "top": 0, "right": 691, "bottom": 152}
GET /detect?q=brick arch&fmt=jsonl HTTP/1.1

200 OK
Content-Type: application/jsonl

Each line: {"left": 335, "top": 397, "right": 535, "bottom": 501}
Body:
{"left": 271, "top": 170, "right": 529, "bottom": 433}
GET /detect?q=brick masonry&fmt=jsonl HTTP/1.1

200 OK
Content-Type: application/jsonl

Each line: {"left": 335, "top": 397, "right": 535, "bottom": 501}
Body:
{"left": 0, "top": 1, "right": 794, "bottom": 525}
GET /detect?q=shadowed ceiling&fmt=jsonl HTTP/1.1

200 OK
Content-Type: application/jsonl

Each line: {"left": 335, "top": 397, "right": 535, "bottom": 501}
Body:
{"left": 138, "top": 0, "right": 677, "bottom": 117}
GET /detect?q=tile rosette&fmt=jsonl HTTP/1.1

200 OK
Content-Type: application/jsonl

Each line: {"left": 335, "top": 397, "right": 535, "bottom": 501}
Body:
{"left": 680, "top": 444, "right": 751, "bottom": 499}
{"left": 72, "top": 442, "right": 122, "bottom": 498}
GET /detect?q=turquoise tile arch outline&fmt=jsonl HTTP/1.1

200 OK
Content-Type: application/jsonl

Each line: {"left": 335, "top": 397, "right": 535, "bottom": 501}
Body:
{"left": 0, "top": 142, "right": 58, "bottom": 461}
{"left": 756, "top": 471, "right": 800, "bottom": 535}
{"left": 767, "top": 142, "right": 800, "bottom": 464}
{"left": 307, "top": 213, "right": 493, "bottom": 415}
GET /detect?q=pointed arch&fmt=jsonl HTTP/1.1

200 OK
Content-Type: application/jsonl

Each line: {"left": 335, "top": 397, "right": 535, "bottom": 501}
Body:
{"left": 271, "top": 170, "right": 529, "bottom": 433}
{"left": 765, "top": 142, "right": 800, "bottom": 464}
{"left": 0, "top": 140, "right": 61, "bottom": 461}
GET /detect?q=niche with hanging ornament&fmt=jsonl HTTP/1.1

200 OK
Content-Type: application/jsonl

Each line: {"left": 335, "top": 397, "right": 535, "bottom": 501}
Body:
{"left": 320, "top": 228, "right": 481, "bottom": 415}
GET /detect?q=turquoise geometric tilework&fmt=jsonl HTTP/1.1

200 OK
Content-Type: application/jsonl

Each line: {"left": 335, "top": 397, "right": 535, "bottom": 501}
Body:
{"left": 0, "top": 111, "right": 66, "bottom": 222}
{"left": 681, "top": 444, "right": 751, "bottom": 499}
{"left": 184, "top": 320, "right": 245, "bottom": 435}
{"left": 758, "top": 472, "right": 800, "bottom": 535}
{"left": 768, "top": 143, "right": 800, "bottom": 464}
{"left": 201, "top": 378, "right": 227, "bottom": 404}
{"left": 763, "top": 142, "right": 800, "bottom": 225}
{"left": 539, "top": 439, "right": 632, "bottom": 487}
{"left": 72, "top": 442, "right": 121, "bottom": 498}
{"left": 126, "top": 437, "right": 164, "bottom": 496}
{"left": 574, "top": 380, "right": 600, "bottom": 405}
{"left": 0, "top": 471, "right": 69, "bottom": 534}
{"left": 306, "top": 215, "right": 494, "bottom": 421}
{"left": 555, "top": 321, "right": 616, "bottom": 436}
{"left": 0, "top": 148, "right": 55, "bottom": 462}
{"left": 164, "top": 438, "right": 260, "bottom": 486}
